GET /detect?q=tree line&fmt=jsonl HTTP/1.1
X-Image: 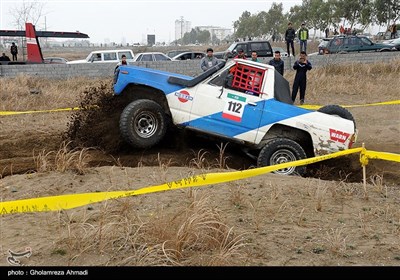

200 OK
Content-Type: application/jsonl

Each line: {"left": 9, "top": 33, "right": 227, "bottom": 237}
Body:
{"left": 234, "top": 0, "right": 399, "bottom": 40}
{"left": 174, "top": 0, "right": 399, "bottom": 45}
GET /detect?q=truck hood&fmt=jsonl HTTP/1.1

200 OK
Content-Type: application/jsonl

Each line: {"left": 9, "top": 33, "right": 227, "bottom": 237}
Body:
{"left": 114, "top": 65, "right": 192, "bottom": 95}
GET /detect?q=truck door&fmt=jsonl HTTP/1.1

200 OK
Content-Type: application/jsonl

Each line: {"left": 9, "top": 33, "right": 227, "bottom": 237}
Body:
{"left": 187, "top": 63, "right": 266, "bottom": 144}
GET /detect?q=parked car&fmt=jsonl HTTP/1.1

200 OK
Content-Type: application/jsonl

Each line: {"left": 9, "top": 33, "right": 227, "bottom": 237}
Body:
{"left": 374, "top": 31, "right": 392, "bottom": 41}
{"left": 213, "top": 51, "right": 226, "bottom": 59}
{"left": 133, "top": 52, "right": 172, "bottom": 62}
{"left": 67, "top": 49, "right": 134, "bottom": 64}
{"left": 317, "top": 38, "right": 332, "bottom": 55}
{"left": 166, "top": 50, "right": 190, "bottom": 58}
{"left": 215, "top": 40, "right": 273, "bottom": 60}
{"left": 325, "top": 35, "right": 394, "bottom": 54}
{"left": 272, "top": 47, "right": 291, "bottom": 57}
{"left": 171, "top": 51, "right": 206, "bottom": 60}
{"left": 43, "top": 57, "right": 68, "bottom": 64}
{"left": 383, "top": 37, "right": 400, "bottom": 51}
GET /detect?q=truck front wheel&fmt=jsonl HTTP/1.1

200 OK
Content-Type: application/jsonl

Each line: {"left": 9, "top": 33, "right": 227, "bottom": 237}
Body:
{"left": 257, "top": 138, "right": 307, "bottom": 176}
{"left": 120, "top": 100, "right": 167, "bottom": 148}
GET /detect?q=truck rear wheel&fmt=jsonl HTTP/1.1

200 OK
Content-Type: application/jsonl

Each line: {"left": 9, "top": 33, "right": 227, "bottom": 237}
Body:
{"left": 257, "top": 138, "right": 307, "bottom": 176}
{"left": 120, "top": 100, "right": 167, "bottom": 148}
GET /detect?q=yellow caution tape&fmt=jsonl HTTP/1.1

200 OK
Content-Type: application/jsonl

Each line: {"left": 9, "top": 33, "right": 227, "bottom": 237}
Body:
{"left": 0, "top": 147, "right": 363, "bottom": 216}
{"left": 364, "top": 150, "right": 400, "bottom": 163}
{"left": 343, "top": 100, "right": 400, "bottom": 108}
{"left": 300, "top": 104, "right": 321, "bottom": 110}
{"left": 0, "top": 107, "right": 81, "bottom": 116}
{"left": 0, "top": 105, "right": 99, "bottom": 116}
{"left": 299, "top": 100, "right": 400, "bottom": 110}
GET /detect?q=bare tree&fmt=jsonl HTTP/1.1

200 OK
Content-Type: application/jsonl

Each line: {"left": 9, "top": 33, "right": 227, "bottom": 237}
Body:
{"left": 8, "top": 0, "right": 46, "bottom": 29}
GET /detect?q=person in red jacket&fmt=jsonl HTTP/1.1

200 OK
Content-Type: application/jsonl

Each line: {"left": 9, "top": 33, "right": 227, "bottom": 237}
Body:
{"left": 234, "top": 49, "right": 247, "bottom": 59}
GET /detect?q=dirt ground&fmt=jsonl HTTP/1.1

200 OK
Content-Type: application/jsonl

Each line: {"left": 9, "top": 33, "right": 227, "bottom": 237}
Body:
{"left": 0, "top": 64, "right": 399, "bottom": 267}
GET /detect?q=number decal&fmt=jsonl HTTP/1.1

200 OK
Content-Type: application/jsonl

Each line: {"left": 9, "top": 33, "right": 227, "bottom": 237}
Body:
{"left": 222, "top": 93, "right": 246, "bottom": 122}
{"left": 227, "top": 101, "right": 243, "bottom": 113}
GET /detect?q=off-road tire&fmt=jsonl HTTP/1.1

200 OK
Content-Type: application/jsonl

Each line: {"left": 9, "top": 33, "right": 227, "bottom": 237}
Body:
{"left": 317, "top": 105, "right": 356, "bottom": 129}
{"left": 119, "top": 99, "right": 167, "bottom": 148}
{"left": 257, "top": 138, "right": 307, "bottom": 176}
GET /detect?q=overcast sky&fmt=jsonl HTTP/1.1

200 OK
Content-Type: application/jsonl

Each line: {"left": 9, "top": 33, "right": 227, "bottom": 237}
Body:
{"left": 1, "top": 0, "right": 303, "bottom": 44}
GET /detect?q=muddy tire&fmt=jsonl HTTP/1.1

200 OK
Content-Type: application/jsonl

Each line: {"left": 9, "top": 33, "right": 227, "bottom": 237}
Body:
{"left": 119, "top": 100, "right": 167, "bottom": 149}
{"left": 317, "top": 105, "right": 356, "bottom": 129}
{"left": 257, "top": 138, "right": 307, "bottom": 176}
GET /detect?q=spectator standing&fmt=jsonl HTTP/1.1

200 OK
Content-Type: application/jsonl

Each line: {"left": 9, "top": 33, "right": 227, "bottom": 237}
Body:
{"left": 234, "top": 49, "right": 247, "bottom": 59}
{"left": 390, "top": 23, "right": 397, "bottom": 39}
{"left": 298, "top": 23, "right": 309, "bottom": 53}
{"left": 285, "top": 22, "right": 296, "bottom": 57}
{"left": 0, "top": 52, "right": 11, "bottom": 61}
{"left": 268, "top": 50, "right": 284, "bottom": 76}
{"left": 200, "top": 48, "right": 219, "bottom": 72}
{"left": 340, "top": 25, "right": 345, "bottom": 35}
{"left": 251, "top": 51, "right": 260, "bottom": 62}
{"left": 120, "top": 54, "right": 127, "bottom": 65}
{"left": 10, "top": 42, "right": 18, "bottom": 61}
{"left": 116, "top": 54, "right": 127, "bottom": 66}
{"left": 291, "top": 51, "right": 312, "bottom": 105}
{"left": 334, "top": 28, "right": 338, "bottom": 35}
{"left": 115, "top": 54, "right": 127, "bottom": 72}
{"left": 325, "top": 27, "right": 329, "bottom": 38}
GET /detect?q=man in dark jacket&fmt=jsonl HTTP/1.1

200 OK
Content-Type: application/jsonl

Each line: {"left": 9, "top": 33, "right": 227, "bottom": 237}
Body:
{"left": 292, "top": 51, "right": 312, "bottom": 105}
{"left": 10, "top": 42, "right": 18, "bottom": 61}
{"left": 0, "top": 53, "right": 11, "bottom": 61}
{"left": 268, "top": 50, "right": 284, "bottom": 76}
{"left": 285, "top": 22, "right": 296, "bottom": 57}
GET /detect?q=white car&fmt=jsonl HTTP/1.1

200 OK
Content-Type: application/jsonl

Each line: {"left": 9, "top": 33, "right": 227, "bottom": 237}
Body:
{"left": 132, "top": 52, "right": 172, "bottom": 62}
{"left": 67, "top": 49, "right": 134, "bottom": 64}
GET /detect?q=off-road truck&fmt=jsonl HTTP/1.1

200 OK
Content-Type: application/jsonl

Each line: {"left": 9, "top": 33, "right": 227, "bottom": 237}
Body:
{"left": 113, "top": 59, "right": 357, "bottom": 176}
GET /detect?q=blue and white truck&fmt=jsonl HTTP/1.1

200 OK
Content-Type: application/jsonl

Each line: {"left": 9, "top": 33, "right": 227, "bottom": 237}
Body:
{"left": 113, "top": 59, "right": 357, "bottom": 176}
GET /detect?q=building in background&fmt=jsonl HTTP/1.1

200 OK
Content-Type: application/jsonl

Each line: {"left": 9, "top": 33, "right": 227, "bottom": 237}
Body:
{"left": 196, "top": 26, "right": 233, "bottom": 41}
{"left": 147, "top": 34, "right": 156, "bottom": 46}
{"left": 175, "top": 16, "right": 191, "bottom": 41}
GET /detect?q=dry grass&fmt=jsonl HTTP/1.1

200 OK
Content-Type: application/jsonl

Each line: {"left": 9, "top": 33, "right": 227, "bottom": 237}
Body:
{"left": 34, "top": 141, "right": 92, "bottom": 174}
{"left": 53, "top": 190, "right": 248, "bottom": 266}
{"left": 149, "top": 153, "right": 175, "bottom": 185}
{"left": 189, "top": 149, "right": 210, "bottom": 170}
{"left": 285, "top": 58, "right": 400, "bottom": 104}
{"left": 215, "top": 142, "right": 230, "bottom": 169}
{"left": 0, "top": 75, "right": 107, "bottom": 111}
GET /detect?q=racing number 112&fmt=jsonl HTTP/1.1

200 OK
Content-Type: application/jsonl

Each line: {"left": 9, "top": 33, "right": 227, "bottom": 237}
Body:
{"left": 227, "top": 101, "right": 242, "bottom": 113}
